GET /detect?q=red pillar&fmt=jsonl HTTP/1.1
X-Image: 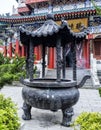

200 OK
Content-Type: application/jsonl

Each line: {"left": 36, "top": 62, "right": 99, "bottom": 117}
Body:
{"left": 36, "top": 46, "right": 39, "bottom": 60}
{"left": 37, "top": 46, "right": 40, "bottom": 60}
{"left": 86, "top": 40, "right": 90, "bottom": 68}
{"left": 37, "top": 45, "right": 42, "bottom": 60}
{"left": 4, "top": 45, "right": 7, "bottom": 57}
{"left": 83, "top": 40, "right": 90, "bottom": 69}
{"left": 48, "top": 47, "right": 54, "bottom": 69}
{"left": 34, "top": 45, "right": 43, "bottom": 61}
{"left": 21, "top": 45, "right": 25, "bottom": 57}
{"left": 9, "top": 42, "right": 12, "bottom": 57}
{"left": 52, "top": 48, "right": 55, "bottom": 68}
{"left": 34, "top": 47, "right": 38, "bottom": 60}
{"left": 15, "top": 39, "right": 20, "bottom": 56}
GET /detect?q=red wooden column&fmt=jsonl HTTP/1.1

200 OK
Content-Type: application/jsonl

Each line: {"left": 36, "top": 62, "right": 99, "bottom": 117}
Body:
{"left": 34, "top": 47, "right": 38, "bottom": 60}
{"left": 83, "top": 40, "right": 90, "bottom": 69}
{"left": 34, "top": 45, "right": 43, "bottom": 61}
{"left": 4, "top": 45, "right": 7, "bottom": 57}
{"left": 37, "top": 46, "right": 40, "bottom": 60}
{"left": 9, "top": 42, "right": 12, "bottom": 57}
{"left": 35, "top": 45, "right": 42, "bottom": 61}
{"left": 48, "top": 47, "right": 54, "bottom": 69}
{"left": 15, "top": 39, "right": 20, "bottom": 56}
{"left": 21, "top": 45, "right": 25, "bottom": 57}
{"left": 86, "top": 40, "right": 90, "bottom": 68}
{"left": 38, "top": 45, "right": 42, "bottom": 60}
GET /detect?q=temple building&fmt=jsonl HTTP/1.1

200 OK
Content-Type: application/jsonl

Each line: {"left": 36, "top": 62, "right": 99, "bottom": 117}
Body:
{"left": 0, "top": 0, "right": 101, "bottom": 85}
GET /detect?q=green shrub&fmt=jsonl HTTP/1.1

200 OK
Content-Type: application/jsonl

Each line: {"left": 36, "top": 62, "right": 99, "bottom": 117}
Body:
{"left": 0, "top": 72, "right": 15, "bottom": 89}
{"left": 0, "top": 55, "right": 26, "bottom": 88}
{"left": 0, "top": 54, "right": 37, "bottom": 88}
{"left": 0, "top": 53, "right": 4, "bottom": 65}
{"left": 0, "top": 53, "right": 10, "bottom": 65}
{"left": 0, "top": 70, "right": 26, "bottom": 89}
{"left": 0, "top": 64, "right": 16, "bottom": 74}
{"left": 0, "top": 77, "right": 5, "bottom": 89}
{"left": 1, "top": 73, "right": 13, "bottom": 84}
{"left": 4, "top": 56, "right": 11, "bottom": 64}
{"left": 11, "top": 55, "right": 26, "bottom": 72}
{"left": 13, "top": 72, "right": 26, "bottom": 81}
{"left": 73, "top": 112, "right": 101, "bottom": 130}
{"left": 0, "top": 94, "right": 20, "bottom": 130}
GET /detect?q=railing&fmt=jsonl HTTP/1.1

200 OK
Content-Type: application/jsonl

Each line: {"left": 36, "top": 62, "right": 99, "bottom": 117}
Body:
{"left": 90, "top": 53, "right": 100, "bottom": 87}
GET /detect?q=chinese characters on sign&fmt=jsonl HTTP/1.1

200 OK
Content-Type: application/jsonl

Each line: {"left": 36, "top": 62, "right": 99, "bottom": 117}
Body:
{"left": 57, "top": 18, "right": 88, "bottom": 32}
{"left": 68, "top": 18, "right": 88, "bottom": 32}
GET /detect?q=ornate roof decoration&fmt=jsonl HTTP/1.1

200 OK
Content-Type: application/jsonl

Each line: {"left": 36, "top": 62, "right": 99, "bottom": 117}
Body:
{"left": 1, "top": 0, "right": 100, "bottom": 24}
{"left": 19, "top": 14, "right": 89, "bottom": 46}
{"left": 0, "top": 8, "right": 96, "bottom": 24}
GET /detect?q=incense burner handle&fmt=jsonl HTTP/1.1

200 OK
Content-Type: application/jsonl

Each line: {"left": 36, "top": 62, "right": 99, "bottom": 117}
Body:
{"left": 76, "top": 75, "right": 91, "bottom": 88}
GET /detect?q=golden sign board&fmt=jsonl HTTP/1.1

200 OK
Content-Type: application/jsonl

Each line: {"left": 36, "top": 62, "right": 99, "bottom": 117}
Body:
{"left": 56, "top": 18, "right": 88, "bottom": 32}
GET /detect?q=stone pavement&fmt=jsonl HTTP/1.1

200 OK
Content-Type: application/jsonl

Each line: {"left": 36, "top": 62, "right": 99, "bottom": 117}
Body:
{"left": 0, "top": 86, "right": 101, "bottom": 130}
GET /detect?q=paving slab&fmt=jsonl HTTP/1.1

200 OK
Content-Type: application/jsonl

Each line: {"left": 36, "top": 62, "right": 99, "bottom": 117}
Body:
{"left": 0, "top": 86, "right": 101, "bottom": 130}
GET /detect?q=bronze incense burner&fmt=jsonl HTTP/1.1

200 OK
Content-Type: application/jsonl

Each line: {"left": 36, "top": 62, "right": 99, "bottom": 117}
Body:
{"left": 20, "top": 14, "right": 90, "bottom": 127}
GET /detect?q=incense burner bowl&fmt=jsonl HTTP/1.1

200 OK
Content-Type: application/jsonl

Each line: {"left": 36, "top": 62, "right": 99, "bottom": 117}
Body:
{"left": 21, "top": 75, "right": 90, "bottom": 126}
{"left": 21, "top": 76, "right": 90, "bottom": 127}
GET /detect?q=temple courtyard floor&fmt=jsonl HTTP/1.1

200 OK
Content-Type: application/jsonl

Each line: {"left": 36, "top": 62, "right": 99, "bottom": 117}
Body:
{"left": 0, "top": 86, "right": 101, "bottom": 130}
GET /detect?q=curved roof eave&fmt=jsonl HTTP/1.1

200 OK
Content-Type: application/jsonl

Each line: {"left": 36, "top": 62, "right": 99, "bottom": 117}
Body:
{"left": 20, "top": 19, "right": 61, "bottom": 38}
{"left": 19, "top": 15, "right": 89, "bottom": 45}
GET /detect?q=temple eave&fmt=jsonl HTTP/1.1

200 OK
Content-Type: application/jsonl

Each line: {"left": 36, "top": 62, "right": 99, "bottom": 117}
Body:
{"left": 0, "top": 9, "right": 96, "bottom": 24}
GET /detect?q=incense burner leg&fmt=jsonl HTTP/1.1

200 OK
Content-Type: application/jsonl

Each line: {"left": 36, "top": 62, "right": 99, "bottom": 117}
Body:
{"left": 61, "top": 107, "right": 74, "bottom": 127}
{"left": 22, "top": 102, "right": 32, "bottom": 120}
